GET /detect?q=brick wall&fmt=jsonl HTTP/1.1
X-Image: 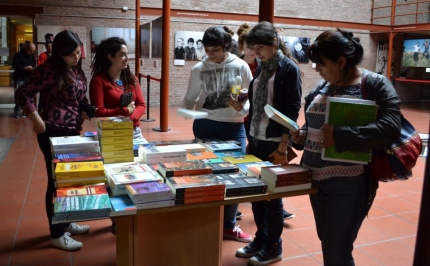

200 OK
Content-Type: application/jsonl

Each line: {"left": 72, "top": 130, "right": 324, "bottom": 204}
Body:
{"left": 5, "top": 0, "right": 421, "bottom": 106}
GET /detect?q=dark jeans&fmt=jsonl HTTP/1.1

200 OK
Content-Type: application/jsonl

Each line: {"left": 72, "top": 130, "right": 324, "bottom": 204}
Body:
{"left": 248, "top": 136, "right": 284, "bottom": 249}
{"left": 37, "top": 128, "right": 79, "bottom": 239}
{"left": 193, "top": 119, "right": 246, "bottom": 229}
{"left": 14, "top": 80, "right": 24, "bottom": 114}
{"left": 310, "top": 174, "right": 378, "bottom": 266}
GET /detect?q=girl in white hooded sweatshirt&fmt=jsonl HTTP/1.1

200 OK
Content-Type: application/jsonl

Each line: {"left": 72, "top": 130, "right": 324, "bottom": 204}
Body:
{"left": 182, "top": 26, "right": 253, "bottom": 243}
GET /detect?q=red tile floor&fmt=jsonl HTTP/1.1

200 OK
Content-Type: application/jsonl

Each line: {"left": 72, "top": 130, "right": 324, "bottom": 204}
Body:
{"left": 0, "top": 103, "right": 428, "bottom": 266}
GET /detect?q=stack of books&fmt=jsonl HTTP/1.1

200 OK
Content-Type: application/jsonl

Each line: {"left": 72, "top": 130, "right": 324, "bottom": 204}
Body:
{"left": 260, "top": 164, "right": 312, "bottom": 193}
{"left": 237, "top": 161, "right": 274, "bottom": 177}
{"left": 165, "top": 175, "right": 225, "bottom": 205}
{"left": 54, "top": 161, "right": 106, "bottom": 188}
{"left": 138, "top": 145, "right": 187, "bottom": 164}
{"left": 52, "top": 183, "right": 111, "bottom": 223}
{"left": 97, "top": 117, "right": 134, "bottom": 164}
{"left": 126, "top": 182, "right": 175, "bottom": 209}
{"left": 212, "top": 172, "right": 268, "bottom": 197}
{"left": 104, "top": 162, "right": 163, "bottom": 196}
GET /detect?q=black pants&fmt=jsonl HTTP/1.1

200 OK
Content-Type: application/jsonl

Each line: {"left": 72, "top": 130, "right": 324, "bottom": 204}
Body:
{"left": 37, "top": 128, "right": 79, "bottom": 238}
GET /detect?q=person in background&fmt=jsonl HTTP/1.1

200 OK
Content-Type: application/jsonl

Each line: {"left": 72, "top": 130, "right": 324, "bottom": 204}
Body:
{"left": 15, "top": 30, "right": 91, "bottom": 251}
{"left": 45, "top": 33, "right": 54, "bottom": 42}
{"left": 37, "top": 41, "right": 53, "bottom": 66}
{"left": 235, "top": 21, "right": 302, "bottom": 266}
{"left": 90, "top": 37, "right": 146, "bottom": 139}
{"left": 182, "top": 26, "right": 253, "bottom": 243}
{"left": 237, "top": 23, "right": 295, "bottom": 221}
{"left": 12, "top": 41, "right": 36, "bottom": 118}
{"left": 185, "top": 37, "right": 197, "bottom": 60}
{"left": 174, "top": 38, "right": 185, "bottom": 59}
{"left": 291, "top": 28, "right": 401, "bottom": 266}
{"left": 195, "top": 39, "right": 206, "bottom": 60}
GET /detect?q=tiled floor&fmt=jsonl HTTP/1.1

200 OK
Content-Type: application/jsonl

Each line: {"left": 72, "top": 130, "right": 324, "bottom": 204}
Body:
{"left": 0, "top": 102, "right": 428, "bottom": 266}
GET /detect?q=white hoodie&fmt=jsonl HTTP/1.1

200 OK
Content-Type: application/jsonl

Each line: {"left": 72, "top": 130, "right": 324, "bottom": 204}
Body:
{"left": 182, "top": 53, "right": 252, "bottom": 122}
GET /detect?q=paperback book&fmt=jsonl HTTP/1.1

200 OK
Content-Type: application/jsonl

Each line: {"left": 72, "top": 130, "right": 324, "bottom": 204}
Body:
{"left": 50, "top": 136, "right": 99, "bottom": 152}
{"left": 322, "top": 97, "right": 377, "bottom": 164}
{"left": 204, "top": 143, "right": 243, "bottom": 153}
{"left": 174, "top": 194, "right": 224, "bottom": 205}
{"left": 97, "top": 127, "right": 133, "bottom": 137}
{"left": 53, "top": 194, "right": 112, "bottom": 214}
{"left": 236, "top": 161, "right": 274, "bottom": 175}
{"left": 55, "top": 161, "right": 105, "bottom": 177}
{"left": 264, "top": 104, "right": 300, "bottom": 133}
{"left": 55, "top": 183, "right": 107, "bottom": 197}
{"left": 138, "top": 145, "right": 187, "bottom": 164}
{"left": 110, "top": 172, "right": 163, "bottom": 190}
{"left": 97, "top": 116, "right": 133, "bottom": 129}
{"left": 187, "top": 151, "right": 218, "bottom": 161}
{"left": 135, "top": 199, "right": 175, "bottom": 209}
{"left": 221, "top": 154, "right": 262, "bottom": 164}
{"left": 126, "top": 182, "right": 174, "bottom": 200}
{"left": 157, "top": 161, "right": 212, "bottom": 178}
{"left": 214, "top": 172, "right": 268, "bottom": 197}
{"left": 260, "top": 164, "right": 312, "bottom": 182}
{"left": 214, "top": 151, "right": 246, "bottom": 158}
{"left": 52, "top": 152, "right": 103, "bottom": 163}
{"left": 109, "top": 195, "right": 137, "bottom": 216}
{"left": 104, "top": 162, "right": 153, "bottom": 176}
{"left": 165, "top": 175, "right": 226, "bottom": 194}
{"left": 207, "top": 162, "right": 239, "bottom": 174}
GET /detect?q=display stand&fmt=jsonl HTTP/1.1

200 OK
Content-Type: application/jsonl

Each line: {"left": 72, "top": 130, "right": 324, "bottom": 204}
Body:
{"left": 115, "top": 188, "right": 317, "bottom": 266}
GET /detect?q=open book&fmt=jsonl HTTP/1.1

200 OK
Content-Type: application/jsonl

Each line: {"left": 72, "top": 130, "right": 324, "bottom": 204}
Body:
{"left": 321, "top": 97, "right": 378, "bottom": 164}
{"left": 176, "top": 108, "right": 208, "bottom": 119}
{"left": 264, "top": 104, "right": 299, "bottom": 133}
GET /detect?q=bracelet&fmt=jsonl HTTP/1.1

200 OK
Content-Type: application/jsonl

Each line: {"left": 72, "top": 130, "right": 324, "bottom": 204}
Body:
{"left": 32, "top": 111, "right": 38, "bottom": 121}
{"left": 276, "top": 148, "right": 287, "bottom": 155}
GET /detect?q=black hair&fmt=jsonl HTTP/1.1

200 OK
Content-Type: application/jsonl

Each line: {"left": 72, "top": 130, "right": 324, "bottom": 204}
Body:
{"left": 187, "top": 38, "right": 195, "bottom": 44}
{"left": 308, "top": 28, "right": 364, "bottom": 78}
{"left": 45, "top": 33, "right": 54, "bottom": 42}
{"left": 50, "top": 30, "right": 84, "bottom": 88}
{"left": 202, "top": 27, "right": 232, "bottom": 51}
{"left": 196, "top": 39, "right": 202, "bottom": 44}
{"left": 91, "top": 37, "right": 136, "bottom": 89}
{"left": 246, "top": 21, "right": 298, "bottom": 64}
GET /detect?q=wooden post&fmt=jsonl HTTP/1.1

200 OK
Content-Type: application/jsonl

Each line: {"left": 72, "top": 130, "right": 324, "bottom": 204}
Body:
{"left": 258, "top": 0, "right": 274, "bottom": 23}
{"left": 159, "top": 0, "right": 170, "bottom": 132}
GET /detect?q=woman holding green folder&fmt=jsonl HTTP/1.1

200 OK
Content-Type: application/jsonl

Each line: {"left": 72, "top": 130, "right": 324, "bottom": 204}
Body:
{"left": 291, "top": 29, "right": 401, "bottom": 266}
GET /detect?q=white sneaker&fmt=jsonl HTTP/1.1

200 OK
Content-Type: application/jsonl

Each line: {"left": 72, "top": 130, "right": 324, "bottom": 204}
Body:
{"left": 50, "top": 232, "right": 83, "bottom": 251}
{"left": 64, "top": 223, "right": 90, "bottom": 235}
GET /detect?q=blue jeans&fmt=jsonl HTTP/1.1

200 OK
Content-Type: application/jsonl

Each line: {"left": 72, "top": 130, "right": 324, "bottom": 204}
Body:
{"left": 14, "top": 80, "right": 24, "bottom": 114}
{"left": 248, "top": 136, "right": 284, "bottom": 249}
{"left": 193, "top": 119, "right": 246, "bottom": 229}
{"left": 310, "top": 174, "right": 378, "bottom": 266}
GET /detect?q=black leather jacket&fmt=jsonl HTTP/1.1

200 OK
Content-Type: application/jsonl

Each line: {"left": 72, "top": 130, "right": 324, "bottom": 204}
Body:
{"left": 295, "top": 68, "right": 401, "bottom": 152}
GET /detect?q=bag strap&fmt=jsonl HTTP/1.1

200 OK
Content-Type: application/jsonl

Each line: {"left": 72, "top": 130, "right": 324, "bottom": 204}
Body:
{"left": 360, "top": 72, "right": 369, "bottom": 100}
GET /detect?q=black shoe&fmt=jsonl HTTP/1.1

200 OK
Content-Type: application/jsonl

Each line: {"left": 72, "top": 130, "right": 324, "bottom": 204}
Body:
{"left": 283, "top": 210, "right": 295, "bottom": 220}
{"left": 249, "top": 249, "right": 283, "bottom": 265}
{"left": 236, "top": 241, "right": 263, "bottom": 258}
{"left": 236, "top": 211, "right": 243, "bottom": 220}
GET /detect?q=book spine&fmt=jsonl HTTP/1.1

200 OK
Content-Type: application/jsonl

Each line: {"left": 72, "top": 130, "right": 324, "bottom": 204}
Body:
{"left": 175, "top": 194, "right": 225, "bottom": 205}
{"left": 211, "top": 168, "right": 239, "bottom": 174}
{"left": 225, "top": 189, "right": 267, "bottom": 197}
{"left": 174, "top": 184, "right": 225, "bottom": 194}
{"left": 274, "top": 172, "right": 312, "bottom": 182}
{"left": 175, "top": 189, "right": 225, "bottom": 199}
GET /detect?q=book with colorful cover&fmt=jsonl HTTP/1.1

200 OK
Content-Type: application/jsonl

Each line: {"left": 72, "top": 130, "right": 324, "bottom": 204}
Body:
{"left": 207, "top": 162, "right": 239, "bottom": 174}
{"left": 53, "top": 194, "right": 112, "bottom": 214}
{"left": 264, "top": 104, "right": 300, "bottom": 133}
{"left": 221, "top": 155, "right": 262, "bottom": 164}
{"left": 157, "top": 161, "right": 213, "bottom": 178}
{"left": 198, "top": 157, "right": 225, "bottom": 163}
{"left": 187, "top": 151, "right": 218, "bottom": 161}
{"left": 165, "top": 175, "right": 226, "bottom": 194}
{"left": 322, "top": 97, "right": 377, "bottom": 164}
{"left": 50, "top": 136, "right": 99, "bottom": 151}
{"left": 55, "top": 183, "right": 107, "bottom": 197}
{"left": 126, "top": 182, "right": 173, "bottom": 199}
{"left": 236, "top": 161, "right": 274, "bottom": 175}
{"left": 109, "top": 195, "right": 137, "bottom": 216}
{"left": 204, "top": 143, "right": 243, "bottom": 153}
{"left": 196, "top": 137, "right": 241, "bottom": 146}
{"left": 214, "top": 151, "right": 246, "bottom": 158}
{"left": 97, "top": 116, "right": 133, "bottom": 129}
{"left": 52, "top": 152, "right": 103, "bottom": 163}
{"left": 55, "top": 161, "right": 105, "bottom": 177}
{"left": 213, "top": 172, "right": 268, "bottom": 197}
{"left": 84, "top": 131, "right": 97, "bottom": 137}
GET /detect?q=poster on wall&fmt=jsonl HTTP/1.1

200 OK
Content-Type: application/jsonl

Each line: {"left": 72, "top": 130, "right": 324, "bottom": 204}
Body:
{"left": 151, "top": 17, "right": 163, "bottom": 59}
{"left": 140, "top": 22, "right": 151, "bottom": 59}
{"left": 37, "top": 25, "right": 87, "bottom": 58}
{"left": 174, "top": 30, "right": 206, "bottom": 65}
{"left": 91, "top": 27, "right": 136, "bottom": 58}
{"left": 402, "top": 39, "right": 430, "bottom": 67}
{"left": 376, "top": 42, "right": 389, "bottom": 76}
{"left": 279, "top": 36, "right": 311, "bottom": 63}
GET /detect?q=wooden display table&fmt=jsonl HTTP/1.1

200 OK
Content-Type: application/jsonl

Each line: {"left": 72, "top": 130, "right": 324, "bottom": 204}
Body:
{"left": 115, "top": 188, "right": 317, "bottom": 266}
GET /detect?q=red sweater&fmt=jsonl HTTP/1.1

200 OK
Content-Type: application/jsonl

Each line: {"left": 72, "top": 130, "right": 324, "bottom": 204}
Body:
{"left": 89, "top": 72, "right": 146, "bottom": 127}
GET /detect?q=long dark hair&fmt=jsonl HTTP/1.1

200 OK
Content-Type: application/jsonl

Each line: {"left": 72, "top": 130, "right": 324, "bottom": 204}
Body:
{"left": 202, "top": 27, "right": 232, "bottom": 51}
{"left": 50, "top": 30, "right": 84, "bottom": 88}
{"left": 246, "top": 21, "right": 294, "bottom": 60}
{"left": 91, "top": 37, "right": 136, "bottom": 88}
{"left": 308, "top": 29, "right": 364, "bottom": 79}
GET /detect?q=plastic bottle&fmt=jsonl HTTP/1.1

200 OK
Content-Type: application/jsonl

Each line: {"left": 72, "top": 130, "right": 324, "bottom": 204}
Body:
{"left": 231, "top": 76, "right": 242, "bottom": 100}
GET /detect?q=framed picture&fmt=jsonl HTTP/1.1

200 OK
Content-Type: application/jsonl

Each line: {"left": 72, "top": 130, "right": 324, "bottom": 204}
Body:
{"left": 174, "top": 30, "right": 206, "bottom": 61}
